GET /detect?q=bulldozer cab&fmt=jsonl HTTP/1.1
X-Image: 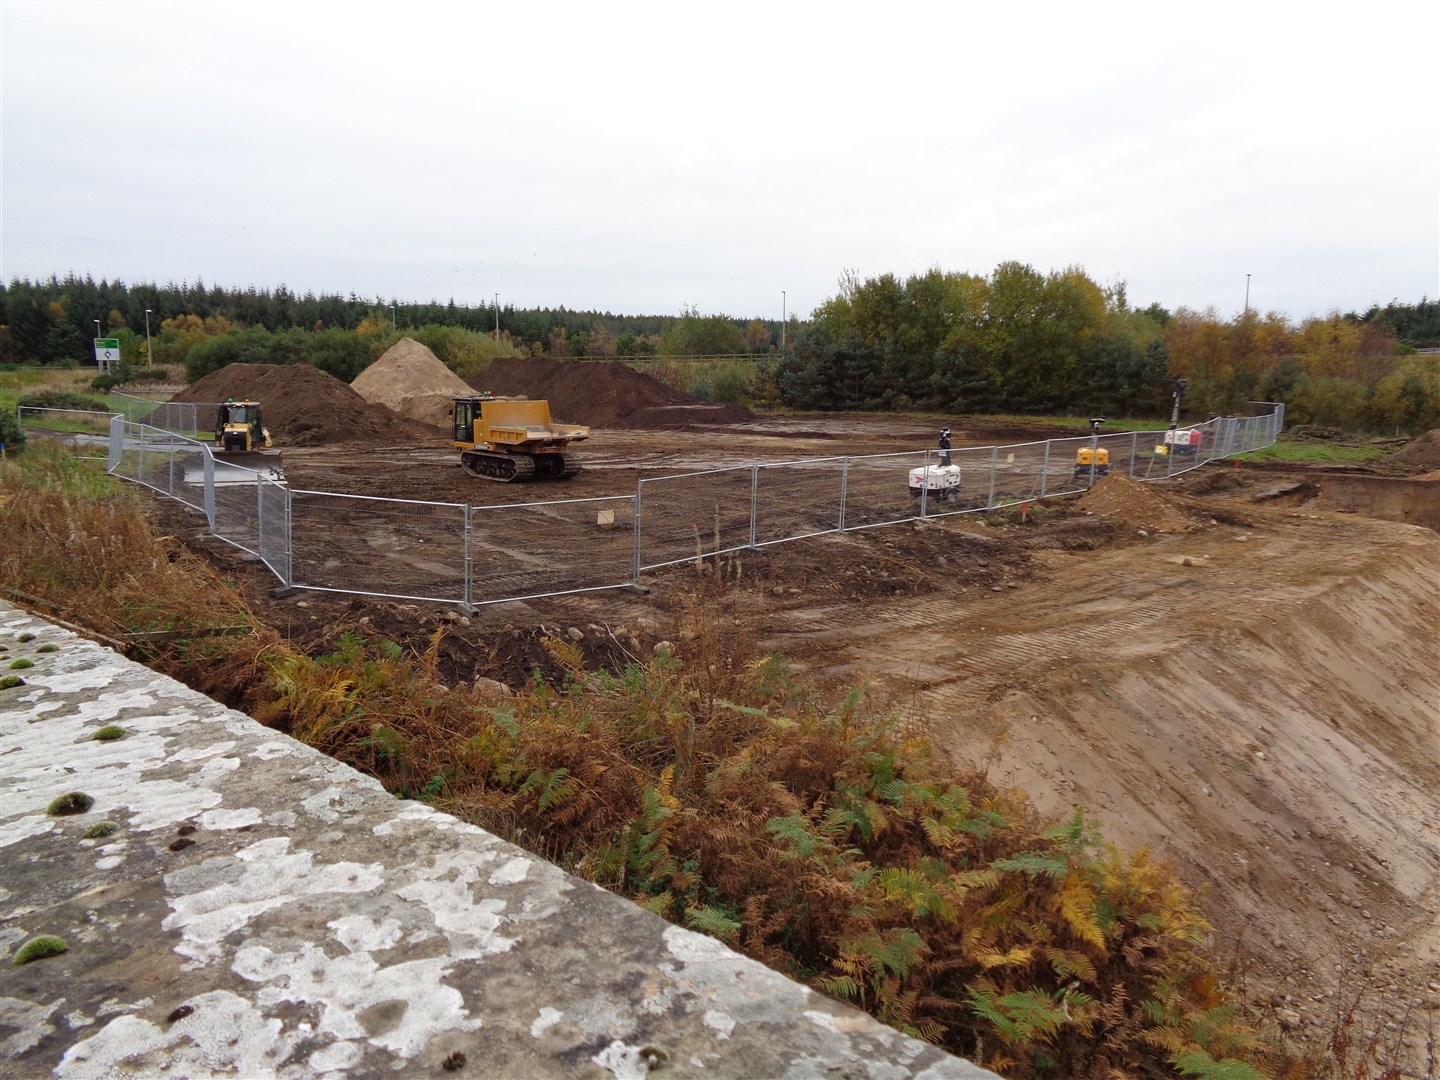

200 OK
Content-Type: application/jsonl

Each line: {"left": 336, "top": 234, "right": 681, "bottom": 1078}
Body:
{"left": 216, "top": 400, "right": 270, "bottom": 453}
{"left": 452, "top": 397, "right": 478, "bottom": 445}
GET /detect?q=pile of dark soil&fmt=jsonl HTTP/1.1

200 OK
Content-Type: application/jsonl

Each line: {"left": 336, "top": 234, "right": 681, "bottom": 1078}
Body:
{"left": 171, "top": 364, "right": 438, "bottom": 447}
{"left": 468, "top": 358, "right": 755, "bottom": 429}
{"left": 1394, "top": 429, "right": 1440, "bottom": 466}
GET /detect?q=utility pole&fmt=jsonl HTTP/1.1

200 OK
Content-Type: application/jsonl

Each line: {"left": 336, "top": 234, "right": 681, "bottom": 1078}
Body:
{"left": 494, "top": 294, "right": 501, "bottom": 342}
{"left": 144, "top": 309, "right": 153, "bottom": 367}
{"left": 1244, "top": 273, "right": 1251, "bottom": 316}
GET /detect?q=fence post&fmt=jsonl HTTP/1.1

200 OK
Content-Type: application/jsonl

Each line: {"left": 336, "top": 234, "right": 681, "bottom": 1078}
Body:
{"left": 919, "top": 449, "right": 929, "bottom": 519}
{"left": 986, "top": 446, "right": 998, "bottom": 509}
{"left": 203, "top": 449, "right": 215, "bottom": 530}
{"left": 1129, "top": 431, "right": 1138, "bottom": 476}
{"left": 1040, "top": 440, "right": 1050, "bottom": 498}
{"left": 463, "top": 503, "right": 473, "bottom": 608}
{"left": 284, "top": 483, "right": 294, "bottom": 588}
{"left": 749, "top": 465, "right": 759, "bottom": 548}
{"left": 838, "top": 458, "right": 849, "bottom": 531}
{"left": 107, "top": 416, "right": 122, "bottom": 472}
{"left": 632, "top": 480, "right": 644, "bottom": 583}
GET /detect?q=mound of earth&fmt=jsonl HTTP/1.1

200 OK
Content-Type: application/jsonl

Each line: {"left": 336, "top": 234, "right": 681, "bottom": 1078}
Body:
{"left": 352, "top": 338, "right": 473, "bottom": 429}
{"left": 1073, "top": 472, "right": 1191, "bottom": 533}
{"left": 1393, "top": 429, "right": 1440, "bottom": 466}
{"left": 171, "top": 363, "right": 436, "bottom": 447}
{"left": 468, "top": 357, "right": 755, "bottom": 429}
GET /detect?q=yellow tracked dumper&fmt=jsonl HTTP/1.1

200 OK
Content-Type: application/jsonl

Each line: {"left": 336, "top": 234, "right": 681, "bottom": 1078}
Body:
{"left": 451, "top": 396, "right": 590, "bottom": 482}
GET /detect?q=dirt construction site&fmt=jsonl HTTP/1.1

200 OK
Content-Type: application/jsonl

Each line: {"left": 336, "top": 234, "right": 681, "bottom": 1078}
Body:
{"left": 144, "top": 351, "right": 1440, "bottom": 1068}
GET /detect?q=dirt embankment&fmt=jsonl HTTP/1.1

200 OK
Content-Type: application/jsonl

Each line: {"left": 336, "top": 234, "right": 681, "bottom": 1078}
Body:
{"left": 760, "top": 485, "right": 1440, "bottom": 1065}
{"left": 171, "top": 363, "right": 439, "bottom": 447}
{"left": 470, "top": 357, "right": 756, "bottom": 429}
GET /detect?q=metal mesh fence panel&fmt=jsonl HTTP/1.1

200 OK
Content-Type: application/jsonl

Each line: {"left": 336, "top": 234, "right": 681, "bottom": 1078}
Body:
{"left": 984, "top": 441, "right": 1051, "bottom": 510}
{"left": 289, "top": 491, "right": 467, "bottom": 603}
{"left": 258, "top": 480, "right": 291, "bottom": 586}
{"left": 212, "top": 472, "right": 265, "bottom": 557}
{"left": 637, "top": 468, "right": 755, "bottom": 570}
{"left": 131, "top": 429, "right": 210, "bottom": 513}
{"left": 108, "top": 393, "right": 201, "bottom": 436}
{"left": 753, "top": 458, "right": 845, "bottom": 545}
{"left": 109, "top": 420, "right": 143, "bottom": 483}
{"left": 839, "top": 451, "right": 927, "bottom": 530}
{"left": 468, "top": 495, "right": 637, "bottom": 604}
{"left": 1038, "top": 436, "right": 1092, "bottom": 498}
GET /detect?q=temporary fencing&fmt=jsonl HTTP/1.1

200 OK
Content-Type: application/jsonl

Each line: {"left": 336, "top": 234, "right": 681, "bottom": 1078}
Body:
{"left": 101, "top": 402, "right": 1284, "bottom": 608}
{"left": 290, "top": 491, "right": 466, "bottom": 604}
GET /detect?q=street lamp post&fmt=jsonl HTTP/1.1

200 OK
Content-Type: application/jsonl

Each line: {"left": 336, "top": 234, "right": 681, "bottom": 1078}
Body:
{"left": 781, "top": 291, "right": 786, "bottom": 352}
{"left": 144, "top": 309, "right": 153, "bottom": 368}
{"left": 390, "top": 305, "right": 397, "bottom": 330}
{"left": 493, "top": 294, "right": 500, "bottom": 342}
{"left": 1244, "top": 274, "right": 1251, "bottom": 316}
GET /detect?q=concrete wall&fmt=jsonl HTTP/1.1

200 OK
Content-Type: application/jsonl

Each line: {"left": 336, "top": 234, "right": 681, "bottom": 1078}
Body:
{"left": 0, "top": 600, "right": 992, "bottom": 1078}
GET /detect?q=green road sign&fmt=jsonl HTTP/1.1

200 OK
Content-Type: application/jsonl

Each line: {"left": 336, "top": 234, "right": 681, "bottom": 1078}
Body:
{"left": 93, "top": 338, "right": 121, "bottom": 369}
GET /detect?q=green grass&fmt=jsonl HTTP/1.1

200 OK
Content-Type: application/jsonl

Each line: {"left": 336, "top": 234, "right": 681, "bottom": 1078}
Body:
{"left": 1244, "top": 440, "right": 1389, "bottom": 465}
{"left": 0, "top": 366, "right": 101, "bottom": 416}
{"left": 1, "top": 440, "right": 129, "bottom": 500}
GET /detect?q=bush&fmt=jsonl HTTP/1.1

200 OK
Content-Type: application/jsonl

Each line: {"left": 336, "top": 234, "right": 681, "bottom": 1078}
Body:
{"left": 17, "top": 390, "right": 107, "bottom": 411}
{"left": 0, "top": 409, "right": 25, "bottom": 454}
{"left": 91, "top": 360, "right": 136, "bottom": 392}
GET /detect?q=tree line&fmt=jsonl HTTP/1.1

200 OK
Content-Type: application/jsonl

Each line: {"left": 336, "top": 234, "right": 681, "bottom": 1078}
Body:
{"left": 0, "top": 275, "right": 784, "bottom": 366}
{"left": 3, "top": 271, "right": 1435, "bottom": 433}
{"left": 777, "top": 266, "right": 1438, "bottom": 432}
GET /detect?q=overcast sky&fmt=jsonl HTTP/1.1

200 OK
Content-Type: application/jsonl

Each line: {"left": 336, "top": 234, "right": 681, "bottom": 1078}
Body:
{"left": 3, "top": 1, "right": 1436, "bottom": 324}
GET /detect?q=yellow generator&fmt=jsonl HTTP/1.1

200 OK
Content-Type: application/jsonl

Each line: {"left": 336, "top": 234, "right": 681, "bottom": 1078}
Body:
{"left": 1074, "top": 445, "right": 1110, "bottom": 478}
{"left": 451, "top": 396, "right": 590, "bottom": 482}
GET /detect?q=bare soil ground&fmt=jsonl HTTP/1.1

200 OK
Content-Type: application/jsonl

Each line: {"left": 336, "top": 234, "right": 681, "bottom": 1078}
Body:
{"left": 146, "top": 414, "right": 1440, "bottom": 1072}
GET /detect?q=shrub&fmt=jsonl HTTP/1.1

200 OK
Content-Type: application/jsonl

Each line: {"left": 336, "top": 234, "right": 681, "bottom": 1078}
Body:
{"left": 0, "top": 409, "right": 25, "bottom": 454}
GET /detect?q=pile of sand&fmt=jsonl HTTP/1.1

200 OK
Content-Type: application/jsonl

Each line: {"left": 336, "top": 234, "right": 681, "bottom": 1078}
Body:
{"left": 352, "top": 338, "right": 473, "bottom": 429}
{"left": 170, "top": 364, "right": 436, "bottom": 447}
{"left": 468, "top": 357, "right": 755, "bottom": 429}
{"left": 1393, "top": 429, "right": 1440, "bottom": 467}
{"left": 1074, "top": 472, "right": 1191, "bottom": 533}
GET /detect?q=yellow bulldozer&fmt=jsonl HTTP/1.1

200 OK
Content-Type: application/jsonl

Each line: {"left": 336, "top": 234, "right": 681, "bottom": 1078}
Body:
{"left": 451, "top": 396, "right": 590, "bottom": 482}
{"left": 212, "top": 398, "right": 284, "bottom": 479}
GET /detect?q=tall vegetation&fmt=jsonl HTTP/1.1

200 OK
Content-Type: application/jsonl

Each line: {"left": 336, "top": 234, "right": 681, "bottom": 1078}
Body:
{"left": 779, "top": 269, "right": 1436, "bottom": 432}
